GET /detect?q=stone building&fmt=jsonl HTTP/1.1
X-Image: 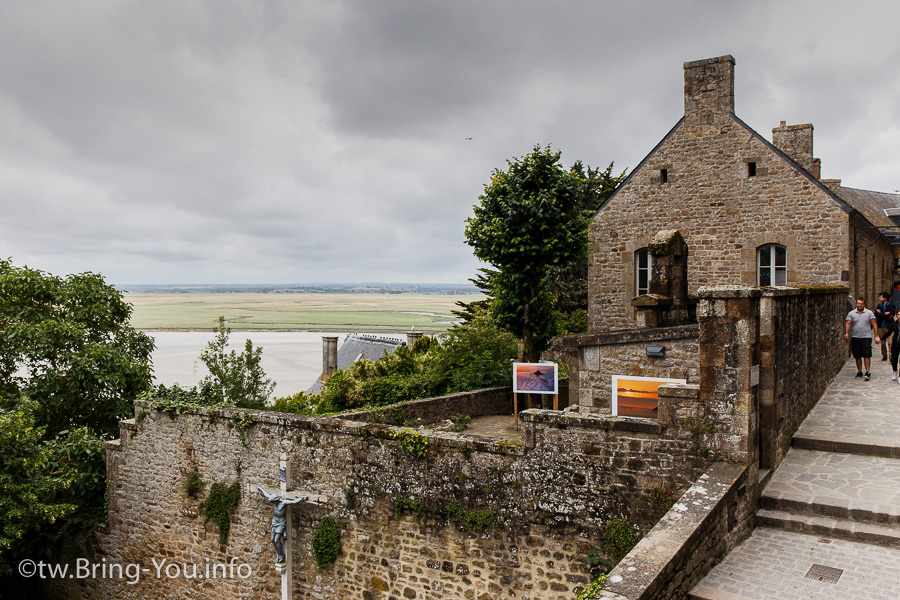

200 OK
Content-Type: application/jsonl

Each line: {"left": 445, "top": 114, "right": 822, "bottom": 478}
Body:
{"left": 588, "top": 55, "right": 900, "bottom": 332}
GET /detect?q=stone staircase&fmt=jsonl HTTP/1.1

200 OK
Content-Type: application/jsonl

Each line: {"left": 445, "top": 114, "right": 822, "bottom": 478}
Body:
{"left": 757, "top": 448, "right": 900, "bottom": 550}
{"left": 689, "top": 360, "right": 900, "bottom": 599}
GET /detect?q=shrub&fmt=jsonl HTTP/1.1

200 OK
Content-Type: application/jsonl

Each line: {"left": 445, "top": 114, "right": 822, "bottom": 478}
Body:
{"left": 603, "top": 517, "right": 637, "bottom": 563}
{"left": 312, "top": 517, "right": 340, "bottom": 569}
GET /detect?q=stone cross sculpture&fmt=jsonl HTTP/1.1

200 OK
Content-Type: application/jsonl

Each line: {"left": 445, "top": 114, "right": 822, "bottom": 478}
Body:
{"left": 257, "top": 486, "right": 307, "bottom": 564}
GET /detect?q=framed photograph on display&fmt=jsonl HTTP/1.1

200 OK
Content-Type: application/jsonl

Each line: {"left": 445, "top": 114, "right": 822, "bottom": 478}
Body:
{"left": 513, "top": 362, "right": 558, "bottom": 395}
{"left": 611, "top": 375, "right": 686, "bottom": 419}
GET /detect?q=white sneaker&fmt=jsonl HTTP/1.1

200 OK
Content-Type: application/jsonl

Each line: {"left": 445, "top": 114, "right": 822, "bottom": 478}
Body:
{"left": 893, "top": 372, "right": 898, "bottom": 381}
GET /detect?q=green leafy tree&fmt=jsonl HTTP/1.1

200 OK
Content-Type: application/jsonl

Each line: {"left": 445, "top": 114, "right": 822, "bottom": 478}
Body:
{"left": 465, "top": 144, "right": 588, "bottom": 361}
{"left": 198, "top": 316, "right": 275, "bottom": 409}
{"left": 0, "top": 402, "right": 79, "bottom": 574}
{"left": 0, "top": 259, "right": 154, "bottom": 437}
{"left": 0, "top": 259, "right": 153, "bottom": 576}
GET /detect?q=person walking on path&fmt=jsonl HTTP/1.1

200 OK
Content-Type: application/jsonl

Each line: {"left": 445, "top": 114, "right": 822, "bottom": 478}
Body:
{"left": 874, "top": 291, "right": 896, "bottom": 361}
{"left": 890, "top": 315, "right": 900, "bottom": 382}
{"left": 845, "top": 297, "right": 881, "bottom": 381}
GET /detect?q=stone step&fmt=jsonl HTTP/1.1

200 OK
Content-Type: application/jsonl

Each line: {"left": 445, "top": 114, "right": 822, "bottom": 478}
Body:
{"left": 756, "top": 511, "right": 900, "bottom": 549}
{"left": 760, "top": 448, "right": 900, "bottom": 527}
{"left": 688, "top": 584, "right": 749, "bottom": 600}
{"left": 793, "top": 433, "right": 900, "bottom": 459}
{"left": 759, "top": 488, "right": 900, "bottom": 527}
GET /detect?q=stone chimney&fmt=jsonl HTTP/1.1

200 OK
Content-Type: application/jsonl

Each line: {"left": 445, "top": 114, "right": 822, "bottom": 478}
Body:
{"left": 321, "top": 336, "right": 338, "bottom": 382}
{"left": 406, "top": 330, "right": 424, "bottom": 348}
{"left": 772, "top": 121, "right": 820, "bottom": 177}
{"left": 684, "top": 55, "right": 735, "bottom": 127}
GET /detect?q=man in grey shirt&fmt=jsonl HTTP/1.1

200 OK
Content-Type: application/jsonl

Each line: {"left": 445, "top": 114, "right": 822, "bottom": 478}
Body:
{"left": 845, "top": 296, "right": 881, "bottom": 381}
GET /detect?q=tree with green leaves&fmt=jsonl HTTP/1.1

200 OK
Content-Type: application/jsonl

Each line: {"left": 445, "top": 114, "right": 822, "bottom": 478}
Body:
{"left": 198, "top": 316, "right": 274, "bottom": 409}
{"left": 465, "top": 145, "right": 591, "bottom": 361}
{"left": 0, "top": 259, "right": 153, "bottom": 576}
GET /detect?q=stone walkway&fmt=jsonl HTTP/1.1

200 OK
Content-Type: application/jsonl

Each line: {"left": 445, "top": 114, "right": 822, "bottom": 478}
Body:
{"left": 691, "top": 358, "right": 900, "bottom": 599}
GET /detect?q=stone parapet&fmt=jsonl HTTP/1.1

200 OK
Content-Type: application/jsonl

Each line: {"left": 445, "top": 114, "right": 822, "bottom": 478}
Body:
{"left": 600, "top": 462, "right": 753, "bottom": 600}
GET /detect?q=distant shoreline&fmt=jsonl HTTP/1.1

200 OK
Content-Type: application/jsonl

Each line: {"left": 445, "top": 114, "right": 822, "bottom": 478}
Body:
{"left": 138, "top": 327, "right": 425, "bottom": 334}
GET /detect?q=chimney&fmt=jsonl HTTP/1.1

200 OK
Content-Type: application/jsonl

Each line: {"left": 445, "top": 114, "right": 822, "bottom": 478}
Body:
{"left": 772, "top": 121, "right": 820, "bottom": 177}
{"left": 321, "top": 336, "right": 338, "bottom": 382}
{"left": 683, "top": 55, "right": 735, "bottom": 127}
{"left": 406, "top": 330, "right": 424, "bottom": 348}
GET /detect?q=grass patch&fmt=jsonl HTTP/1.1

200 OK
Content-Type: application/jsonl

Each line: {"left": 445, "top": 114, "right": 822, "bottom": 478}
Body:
{"left": 126, "top": 293, "right": 481, "bottom": 332}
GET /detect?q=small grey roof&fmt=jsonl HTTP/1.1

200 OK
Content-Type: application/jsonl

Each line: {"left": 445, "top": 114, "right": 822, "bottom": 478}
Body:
{"left": 306, "top": 334, "right": 405, "bottom": 394}
{"left": 838, "top": 187, "right": 900, "bottom": 230}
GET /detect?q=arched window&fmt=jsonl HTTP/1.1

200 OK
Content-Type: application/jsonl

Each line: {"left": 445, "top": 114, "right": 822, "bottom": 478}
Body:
{"left": 635, "top": 248, "right": 652, "bottom": 295}
{"left": 757, "top": 244, "right": 787, "bottom": 286}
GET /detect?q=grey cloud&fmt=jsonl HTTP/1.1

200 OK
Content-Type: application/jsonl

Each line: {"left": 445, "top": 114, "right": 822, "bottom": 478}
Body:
{"left": 1, "top": 1, "right": 899, "bottom": 284}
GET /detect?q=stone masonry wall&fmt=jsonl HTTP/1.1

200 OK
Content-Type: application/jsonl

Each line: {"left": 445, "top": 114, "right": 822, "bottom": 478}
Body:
{"left": 760, "top": 286, "right": 847, "bottom": 469}
{"left": 339, "top": 385, "right": 514, "bottom": 425}
{"left": 588, "top": 114, "right": 851, "bottom": 332}
{"left": 558, "top": 324, "right": 699, "bottom": 414}
{"left": 57, "top": 403, "right": 713, "bottom": 600}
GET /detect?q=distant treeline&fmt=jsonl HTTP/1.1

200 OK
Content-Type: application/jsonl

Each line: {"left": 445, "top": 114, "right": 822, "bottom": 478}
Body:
{"left": 118, "top": 283, "right": 480, "bottom": 295}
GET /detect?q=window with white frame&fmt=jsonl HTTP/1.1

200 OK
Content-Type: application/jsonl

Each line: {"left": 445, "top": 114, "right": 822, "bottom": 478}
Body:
{"left": 635, "top": 248, "right": 652, "bottom": 295}
{"left": 757, "top": 244, "right": 787, "bottom": 286}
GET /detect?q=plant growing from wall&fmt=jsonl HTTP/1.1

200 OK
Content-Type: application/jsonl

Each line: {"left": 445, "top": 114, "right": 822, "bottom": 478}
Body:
{"left": 392, "top": 428, "right": 429, "bottom": 459}
{"left": 182, "top": 469, "right": 203, "bottom": 497}
{"left": 312, "top": 517, "right": 340, "bottom": 569}
{"left": 444, "top": 499, "right": 500, "bottom": 533}
{"left": 233, "top": 412, "right": 255, "bottom": 447}
{"left": 583, "top": 548, "right": 611, "bottom": 580}
{"left": 394, "top": 495, "right": 424, "bottom": 519}
{"left": 200, "top": 481, "right": 241, "bottom": 546}
{"left": 576, "top": 575, "right": 608, "bottom": 600}
{"left": 449, "top": 414, "right": 471, "bottom": 432}
{"left": 603, "top": 517, "right": 637, "bottom": 563}
{"left": 344, "top": 486, "right": 356, "bottom": 508}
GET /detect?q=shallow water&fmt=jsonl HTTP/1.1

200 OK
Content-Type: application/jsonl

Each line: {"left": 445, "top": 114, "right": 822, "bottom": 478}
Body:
{"left": 147, "top": 331, "right": 405, "bottom": 397}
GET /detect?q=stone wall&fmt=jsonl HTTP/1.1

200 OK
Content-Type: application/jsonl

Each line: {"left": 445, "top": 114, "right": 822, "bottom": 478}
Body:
{"left": 56, "top": 402, "right": 713, "bottom": 600}
{"left": 556, "top": 324, "right": 700, "bottom": 415}
{"left": 598, "top": 462, "right": 754, "bottom": 600}
{"left": 759, "top": 286, "right": 848, "bottom": 469}
{"left": 339, "top": 385, "right": 515, "bottom": 425}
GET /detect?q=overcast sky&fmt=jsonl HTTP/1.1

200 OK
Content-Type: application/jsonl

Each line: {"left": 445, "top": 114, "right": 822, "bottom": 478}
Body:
{"left": 2, "top": 1, "right": 899, "bottom": 285}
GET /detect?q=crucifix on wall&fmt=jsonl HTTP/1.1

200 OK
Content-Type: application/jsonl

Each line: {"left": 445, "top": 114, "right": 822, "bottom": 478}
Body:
{"left": 256, "top": 453, "right": 327, "bottom": 600}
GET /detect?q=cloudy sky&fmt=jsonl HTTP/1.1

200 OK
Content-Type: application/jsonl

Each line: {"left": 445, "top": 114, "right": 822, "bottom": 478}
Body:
{"left": 2, "top": 1, "right": 899, "bottom": 285}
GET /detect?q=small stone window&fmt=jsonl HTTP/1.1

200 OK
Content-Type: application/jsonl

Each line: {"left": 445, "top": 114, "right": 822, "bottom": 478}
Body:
{"left": 660, "top": 169, "right": 668, "bottom": 184}
{"left": 757, "top": 244, "right": 786, "bottom": 286}
{"left": 635, "top": 248, "right": 652, "bottom": 295}
{"left": 748, "top": 162, "right": 757, "bottom": 177}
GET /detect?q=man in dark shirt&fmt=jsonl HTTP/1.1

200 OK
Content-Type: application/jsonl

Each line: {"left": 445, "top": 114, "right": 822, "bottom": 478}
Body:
{"left": 874, "top": 292, "right": 896, "bottom": 362}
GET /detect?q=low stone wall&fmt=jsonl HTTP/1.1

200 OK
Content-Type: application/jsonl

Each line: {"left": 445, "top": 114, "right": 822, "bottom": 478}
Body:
{"left": 557, "top": 324, "right": 700, "bottom": 414}
{"left": 598, "top": 462, "right": 753, "bottom": 600}
{"left": 339, "top": 385, "right": 514, "bottom": 426}
{"left": 54, "top": 400, "right": 714, "bottom": 600}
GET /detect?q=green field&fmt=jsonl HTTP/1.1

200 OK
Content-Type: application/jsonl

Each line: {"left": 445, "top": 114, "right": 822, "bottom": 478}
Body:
{"left": 126, "top": 293, "right": 482, "bottom": 332}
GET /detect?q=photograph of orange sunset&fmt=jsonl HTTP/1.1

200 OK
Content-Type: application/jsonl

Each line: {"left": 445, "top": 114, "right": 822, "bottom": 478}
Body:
{"left": 611, "top": 375, "right": 685, "bottom": 419}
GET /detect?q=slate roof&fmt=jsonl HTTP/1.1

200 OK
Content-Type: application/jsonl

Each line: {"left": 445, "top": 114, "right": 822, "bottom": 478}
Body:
{"left": 838, "top": 186, "right": 900, "bottom": 230}
{"left": 306, "top": 334, "right": 405, "bottom": 394}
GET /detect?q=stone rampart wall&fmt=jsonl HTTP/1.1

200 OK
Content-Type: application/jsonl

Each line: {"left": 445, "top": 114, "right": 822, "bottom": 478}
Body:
{"left": 60, "top": 403, "right": 711, "bottom": 600}
{"left": 761, "top": 286, "right": 847, "bottom": 468}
